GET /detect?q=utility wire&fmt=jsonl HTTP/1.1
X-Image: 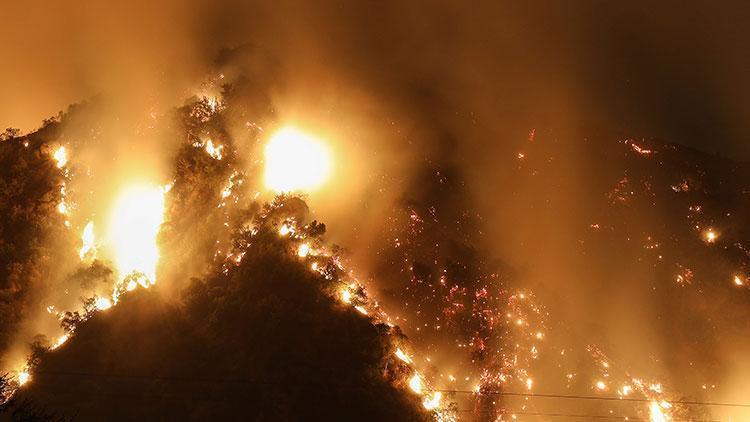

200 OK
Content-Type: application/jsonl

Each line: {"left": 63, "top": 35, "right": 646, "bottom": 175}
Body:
{"left": 438, "top": 388, "right": 750, "bottom": 408}
{"left": 31, "top": 369, "right": 750, "bottom": 409}
{"left": 9, "top": 386, "right": 719, "bottom": 422}
{"left": 454, "top": 409, "right": 718, "bottom": 422}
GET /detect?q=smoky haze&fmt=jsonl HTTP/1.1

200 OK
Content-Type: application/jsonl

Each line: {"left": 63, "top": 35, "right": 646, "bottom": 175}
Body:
{"left": 2, "top": 2, "right": 749, "bottom": 155}
{"left": 2, "top": 1, "right": 750, "bottom": 420}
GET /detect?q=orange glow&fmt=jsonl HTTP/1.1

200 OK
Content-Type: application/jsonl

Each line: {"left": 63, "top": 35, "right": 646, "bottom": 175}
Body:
{"left": 53, "top": 146, "right": 67, "bottom": 168}
{"left": 107, "top": 185, "right": 166, "bottom": 283}
{"left": 409, "top": 373, "right": 423, "bottom": 394}
{"left": 79, "top": 221, "right": 96, "bottom": 260}
{"left": 703, "top": 228, "right": 718, "bottom": 243}
{"left": 17, "top": 370, "right": 30, "bottom": 386}
{"left": 297, "top": 243, "right": 311, "bottom": 257}
{"left": 341, "top": 289, "right": 352, "bottom": 304}
{"left": 395, "top": 348, "right": 412, "bottom": 364}
{"left": 422, "top": 391, "right": 442, "bottom": 410}
{"left": 264, "top": 127, "right": 332, "bottom": 193}
{"left": 94, "top": 297, "right": 112, "bottom": 311}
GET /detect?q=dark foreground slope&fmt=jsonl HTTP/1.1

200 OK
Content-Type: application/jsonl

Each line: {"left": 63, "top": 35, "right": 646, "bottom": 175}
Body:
{"left": 3, "top": 222, "right": 426, "bottom": 421}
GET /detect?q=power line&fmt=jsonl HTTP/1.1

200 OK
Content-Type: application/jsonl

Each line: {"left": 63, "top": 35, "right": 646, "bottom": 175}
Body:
{"left": 11, "top": 385, "right": 719, "bottom": 422}
{"left": 30, "top": 369, "right": 750, "bottom": 410}
{"left": 9, "top": 385, "right": 722, "bottom": 422}
{"left": 454, "top": 409, "right": 717, "bottom": 422}
{"left": 12, "top": 372, "right": 735, "bottom": 422}
{"left": 437, "top": 389, "right": 750, "bottom": 409}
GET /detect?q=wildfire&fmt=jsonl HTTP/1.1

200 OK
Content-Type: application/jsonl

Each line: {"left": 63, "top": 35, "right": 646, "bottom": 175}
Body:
{"left": 264, "top": 127, "right": 332, "bottom": 193}
{"left": 630, "top": 142, "right": 654, "bottom": 156}
{"left": 279, "top": 224, "right": 292, "bottom": 236}
{"left": 354, "top": 305, "right": 368, "bottom": 315}
{"left": 204, "top": 139, "right": 223, "bottom": 160}
{"left": 17, "top": 371, "right": 30, "bottom": 387}
{"left": 649, "top": 400, "right": 672, "bottom": 422}
{"left": 297, "top": 243, "right": 311, "bottom": 257}
{"left": 107, "top": 185, "right": 166, "bottom": 283}
{"left": 53, "top": 146, "right": 68, "bottom": 168}
{"left": 395, "top": 348, "right": 413, "bottom": 364}
{"left": 276, "top": 219, "right": 451, "bottom": 417}
{"left": 422, "top": 391, "right": 442, "bottom": 410}
{"left": 409, "top": 373, "right": 423, "bottom": 394}
{"left": 51, "top": 334, "right": 70, "bottom": 350}
{"left": 79, "top": 221, "right": 96, "bottom": 260}
{"left": 94, "top": 297, "right": 112, "bottom": 311}
{"left": 341, "top": 289, "right": 352, "bottom": 304}
{"left": 702, "top": 228, "right": 719, "bottom": 243}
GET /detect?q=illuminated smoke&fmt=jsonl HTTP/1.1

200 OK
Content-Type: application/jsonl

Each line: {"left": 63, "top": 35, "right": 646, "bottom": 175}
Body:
{"left": 2, "top": 40, "right": 747, "bottom": 418}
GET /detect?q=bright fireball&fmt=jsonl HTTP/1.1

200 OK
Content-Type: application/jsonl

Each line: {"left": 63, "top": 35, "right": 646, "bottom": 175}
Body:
{"left": 264, "top": 127, "right": 332, "bottom": 193}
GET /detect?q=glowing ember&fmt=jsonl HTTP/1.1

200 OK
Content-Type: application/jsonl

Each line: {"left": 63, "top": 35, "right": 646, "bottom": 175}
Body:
{"left": 733, "top": 275, "right": 744, "bottom": 286}
{"left": 702, "top": 228, "right": 718, "bottom": 243}
{"left": 79, "top": 221, "right": 96, "bottom": 260}
{"left": 57, "top": 184, "right": 70, "bottom": 218}
{"left": 630, "top": 143, "right": 653, "bottom": 156}
{"left": 264, "top": 127, "right": 332, "bottom": 193}
{"left": 108, "top": 185, "right": 166, "bottom": 282}
{"left": 53, "top": 146, "right": 67, "bottom": 168}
